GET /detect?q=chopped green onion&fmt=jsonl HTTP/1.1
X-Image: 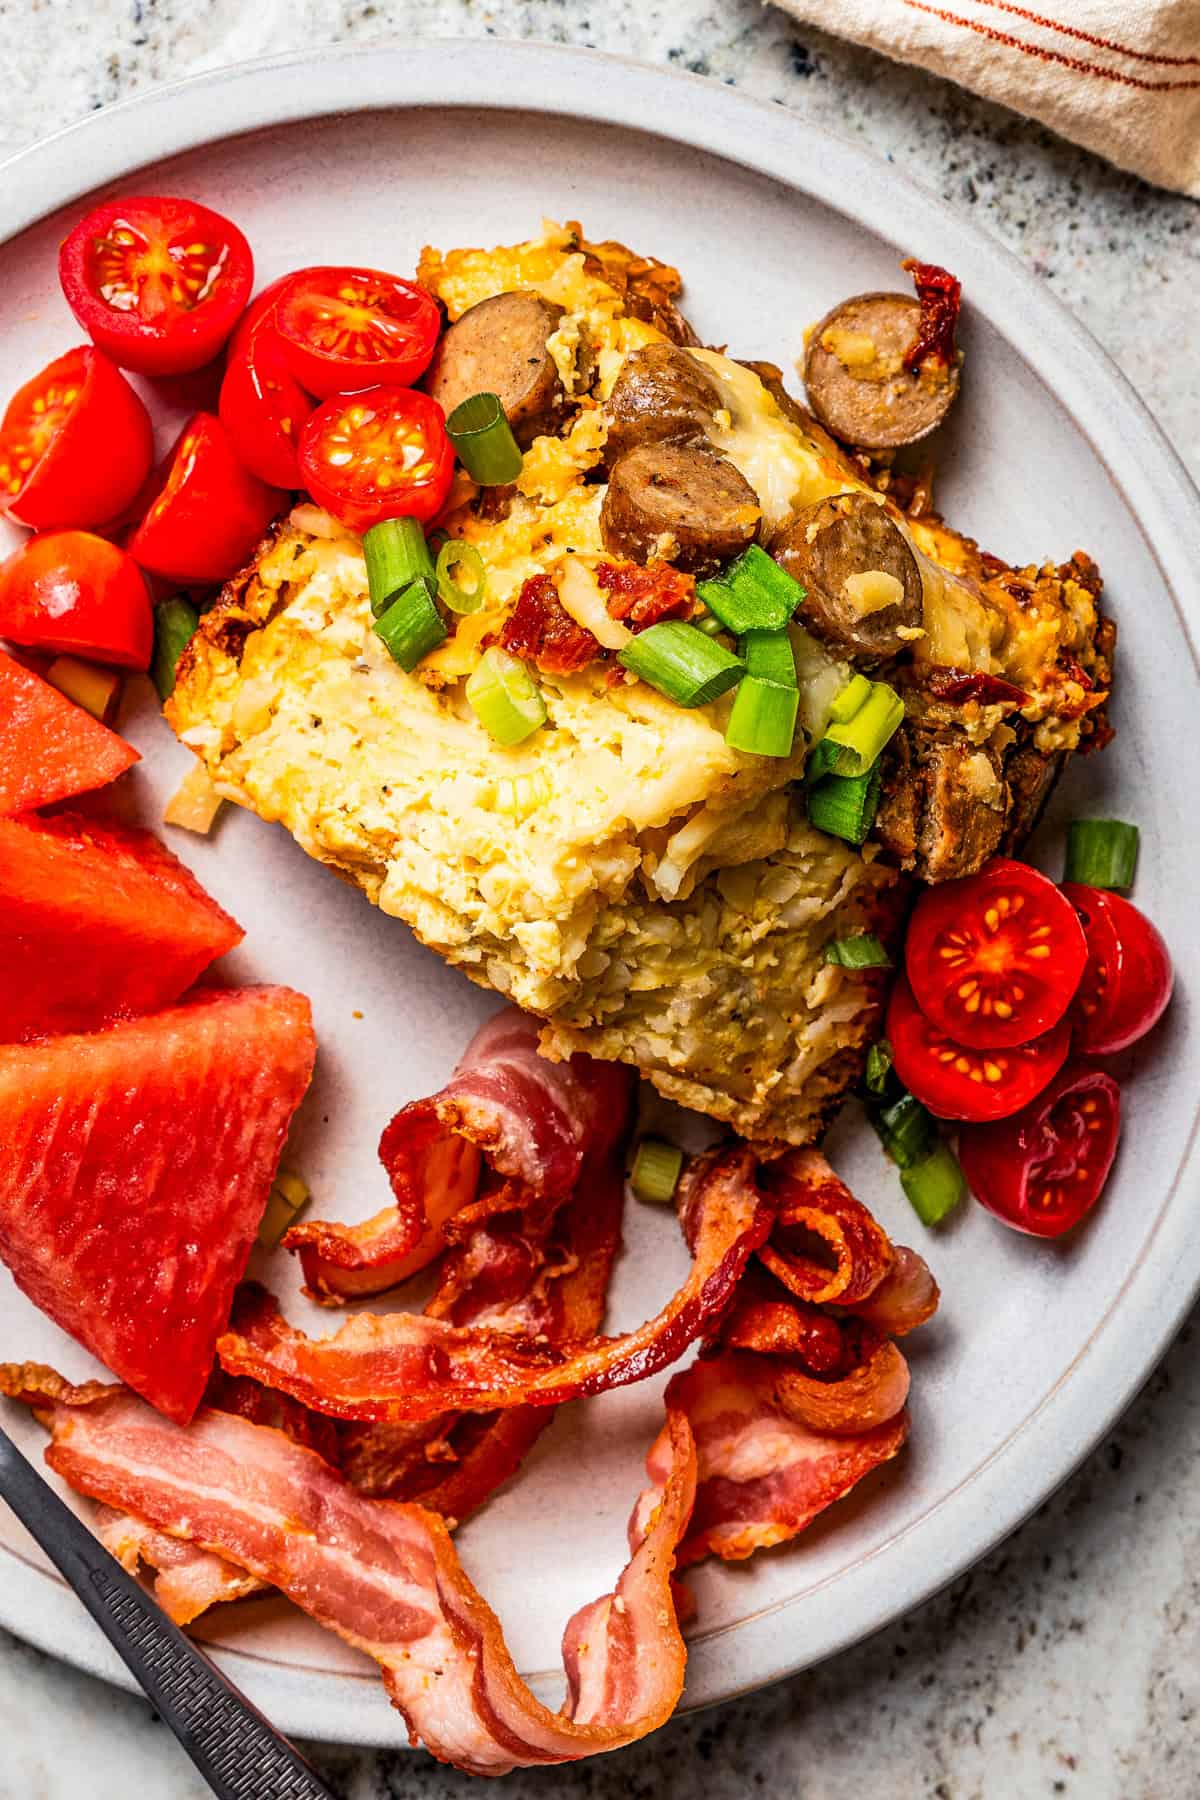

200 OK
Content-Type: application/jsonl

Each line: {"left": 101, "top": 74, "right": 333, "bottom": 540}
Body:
{"left": 435, "top": 540, "right": 488, "bottom": 615}
{"left": 466, "top": 647, "right": 547, "bottom": 746}
{"left": 824, "top": 933, "right": 891, "bottom": 969}
{"left": 696, "top": 545, "right": 805, "bottom": 634}
{"left": 742, "top": 627, "right": 797, "bottom": 688}
{"left": 1064, "top": 818, "right": 1139, "bottom": 891}
{"left": 696, "top": 612, "right": 728, "bottom": 638}
{"left": 152, "top": 598, "right": 200, "bottom": 702}
{"left": 257, "top": 1169, "right": 311, "bottom": 1249}
{"left": 618, "top": 620, "right": 745, "bottom": 707}
{"left": 373, "top": 580, "right": 447, "bottom": 672}
{"left": 900, "top": 1140, "right": 966, "bottom": 1227}
{"left": 445, "top": 392, "right": 524, "bottom": 485}
{"left": 363, "top": 518, "right": 435, "bottom": 618}
{"left": 46, "top": 655, "right": 122, "bottom": 725}
{"left": 631, "top": 1136, "right": 684, "bottom": 1204}
{"left": 871, "top": 1091, "right": 937, "bottom": 1170}
{"left": 725, "top": 676, "right": 799, "bottom": 757}
{"left": 828, "top": 671, "right": 872, "bottom": 724}
{"left": 864, "top": 1039, "right": 894, "bottom": 1098}
{"left": 821, "top": 679, "right": 904, "bottom": 777}
{"left": 807, "top": 765, "right": 882, "bottom": 845}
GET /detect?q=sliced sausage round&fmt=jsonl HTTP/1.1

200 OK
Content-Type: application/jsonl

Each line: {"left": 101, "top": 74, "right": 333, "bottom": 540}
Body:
{"left": 803, "top": 292, "right": 961, "bottom": 452}
{"left": 601, "top": 442, "right": 760, "bottom": 576}
{"left": 603, "top": 343, "right": 722, "bottom": 464}
{"left": 771, "top": 491, "right": 922, "bottom": 662}
{"left": 424, "top": 291, "right": 566, "bottom": 447}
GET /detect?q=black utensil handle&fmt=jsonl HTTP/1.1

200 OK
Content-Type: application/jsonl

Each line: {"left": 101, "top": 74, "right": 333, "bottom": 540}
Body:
{"left": 0, "top": 1422, "right": 339, "bottom": 1800}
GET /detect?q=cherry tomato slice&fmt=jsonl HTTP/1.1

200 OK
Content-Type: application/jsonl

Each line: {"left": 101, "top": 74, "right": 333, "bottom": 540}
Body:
{"left": 905, "top": 857, "right": 1087, "bottom": 1049}
{"left": 888, "top": 974, "right": 1071, "bottom": 1122}
{"left": 298, "top": 387, "right": 454, "bottom": 533}
{"left": 1062, "top": 883, "right": 1174, "bottom": 1055}
{"left": 274, "top": 267, "right": 441, "bottom": 398}
{"left": 219, "top": 320, "right": 313, "bottom": 488}
{"left": 59, "top": 196, "right": 254, "bottom": 376}
{"left": 128, "top": 413, "right": 286, "bottom": 585}
{"left": 958, "top": 1063, "right": 1121, "bottom": 1238}
{"left": 0, "top": 530, "right": 152, "bottom": 669}
{"left": 0, "top": 346, "right": 153, "bottom": 529}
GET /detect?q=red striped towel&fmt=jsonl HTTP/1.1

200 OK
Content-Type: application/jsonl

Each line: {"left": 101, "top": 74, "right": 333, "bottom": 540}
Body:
{"left": 771, "top": 0, "right": 1200, "bottom": 196}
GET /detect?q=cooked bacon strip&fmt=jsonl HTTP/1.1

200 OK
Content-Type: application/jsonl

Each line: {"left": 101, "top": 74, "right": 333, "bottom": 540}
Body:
{"left": 656, "top": 1351, "right": 908, "bottom": 1565}
{"left": 2, "top": 1369, "right": 697, "bottom": 1776}
{"left": 286, "top": 1008, "right": 632, "bottom": 1302}
{"left": 758, "top": 1148, "right": 894, "bottom": 1307}
{"left": 95, "top": 1507, "right": 268, "bottom": 1624}
{"left": 218, "top": 1146, "right": 773, "bottom": 1424}
{"left": 901, "top": 259, "right": 961, "bottom": 374}
{"left": 845, "top": 1244, "right": 940, "bottom": 1338}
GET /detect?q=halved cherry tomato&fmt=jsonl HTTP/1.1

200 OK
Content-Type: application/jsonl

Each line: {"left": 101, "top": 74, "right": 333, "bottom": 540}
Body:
{"left": 219, "top": 317, "right": 313, "bottom": 488}
{"left": 298, "top": 387, "right": 453, "bottom": 533}
{"left": 227, "top": 273, "right": 296, "bottom": 360}
{"left": 958, "top": 1064, "right": 1121, "bottom": 1238}
{"left": 888, "top": 974, "right": 1071, "bottom": 1122}
{"left": 0, "top": 530, "right": 152, "bottom": 669}
{"left": 59, "top": 196, "right": 253, "bottom": 376}
{"left": 905, "top": 857, "right": 1087, "bottom": 1049}
{"left": 1063, "top": 883, "right": 1174, "bottom": 1055}
{"left": 274, "top": 267, "right": 441, "bottom": 398}
{"left": 0, "top": 346, "right": 153, "bottom": 529}
{"left": 128, "top": 413, "right": 285, "bottom": 585}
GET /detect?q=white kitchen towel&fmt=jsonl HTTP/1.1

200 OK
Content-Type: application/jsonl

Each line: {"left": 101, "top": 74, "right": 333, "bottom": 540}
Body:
{"left": 771, "top": 0, "right": 1200, "bottom": 196}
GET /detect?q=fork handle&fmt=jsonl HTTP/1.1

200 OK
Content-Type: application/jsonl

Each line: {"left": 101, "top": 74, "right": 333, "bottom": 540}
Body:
{"left": 0, "top": 1422, "right": 339, "bottom": 1800}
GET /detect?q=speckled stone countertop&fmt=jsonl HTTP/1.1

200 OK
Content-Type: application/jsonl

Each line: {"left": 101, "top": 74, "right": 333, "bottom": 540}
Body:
{"left": 0, "top": 5, "right": 1197, "bottom": 1798}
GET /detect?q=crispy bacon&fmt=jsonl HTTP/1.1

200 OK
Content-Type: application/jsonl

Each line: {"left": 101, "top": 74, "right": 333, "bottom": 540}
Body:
{"left": 286, "top": 1008, "right": 632, "bottom": 1302}
{"left": 595, "top": 560, "right": 696, "bottom": 627}
{"left": 500, "top": 573, "right": 601, "bottom": 675}
{"left": 845, "top": 1244, "right": 940, "bottom": 1338}
{"left": 923, "top": 667, "right": 1029, "bottom": 709}
{"left": 94, "top": 1507, "right": 268, "bottom": 1624}
{"left": 3, "top": 1369, "right": 697, "bottom": 1776}
{"left": 758, "top": 1148, "right": 894, "bottom": 1308}
{"left": 218, "top": 1146, "right": 774, "bottom": 1424}
{"left": 655, "top": 1351, "right": 908, "bottom": 1566}
{"left": 900, "top": 259, "right": 962, "bottom": 374}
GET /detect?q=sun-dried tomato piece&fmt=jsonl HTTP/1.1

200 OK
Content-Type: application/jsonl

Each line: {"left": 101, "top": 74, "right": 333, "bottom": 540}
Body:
{"left": 500, "top": 573, "right": 601, "bottom": 675}
{"left": 900, "top": 261, "right": 961, "bottom": 375}
{"left": 595, "top": 559, "right": 696, "bottom": 628}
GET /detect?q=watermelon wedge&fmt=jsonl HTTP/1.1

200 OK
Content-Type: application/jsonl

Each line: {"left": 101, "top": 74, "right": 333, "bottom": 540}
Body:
{"left": 0, "top": 647, "right": 138, "bottom": 816}
{"left": 0, "top": 987, "right": 316, "bottom": 1422}
{"left": 0, "top": 810, "right": 244, "bottom": 1041}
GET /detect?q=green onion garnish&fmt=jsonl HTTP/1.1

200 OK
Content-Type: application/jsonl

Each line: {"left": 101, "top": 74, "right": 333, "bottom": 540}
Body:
{"left": 373, "top": 580, "right": 447, "bottom": 672}
{"left": 618, "top": 620, "right": 745, "bottom": 707}
{"left": 743, "top": 627, "right": 797, "bottom": 688}
{"left": 725, "top": 677, "right": 799, "bottom": 757}
{"left": 820, "top": 679, "right": 904, "bottom": 777}
{"left": 257, "top": 1169, "right": 311, "bottom": 1249}
{"left": 466, "top": 647, "right": 547, "bottom": 746}
{"left": 871, "top": 1091, "right": 936, "bottom": 1170}
{"left": 900, "top": 1140, "right": 966, "bottom": 1227}
{"left": 363, "top": 518, "right": 435, "bottom": 619}
{"left": 1064, "top": 818, "right": 1139, "bottom": 891}
{"left": 630, "top": 1136, "right": 684, "bottom": 1204}
{"left": 152, "top": 598, "right": 200, "bottom": 702}
{"left": 807, "top": 765, "right": 882, "bottom": 845}
{"left": 445, "top": 392, "right": 524, "bottom": 485}
{"left": 864, "top": 1039, "right": 894, "bottom": 1097}
{"left": 435, "top": 540, "right": 488, "bottom": 615}
{"left": 696, "top": 612, "right": 728, "bottom": 638}
{"left": 828, "top": 671, "right": 872, "bottom": 724}
{"left": 824, "top": 933, "right": 891, "bottom": 969}
{"left": 696, "top": 545, "right": 805, "bottom": 635}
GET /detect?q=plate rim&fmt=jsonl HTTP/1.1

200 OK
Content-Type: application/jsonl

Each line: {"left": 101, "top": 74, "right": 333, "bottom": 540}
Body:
{"left": 1, "top": 35, "right": 1198, "bottom": 1747}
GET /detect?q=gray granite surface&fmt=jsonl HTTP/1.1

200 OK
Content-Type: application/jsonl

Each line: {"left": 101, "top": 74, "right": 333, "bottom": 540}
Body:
{"left": 0, "top": 4, "right": 1197, "bottom": 1797}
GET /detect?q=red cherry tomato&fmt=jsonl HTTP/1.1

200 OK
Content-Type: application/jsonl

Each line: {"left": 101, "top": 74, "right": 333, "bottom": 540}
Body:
{"left": 227, "top": 273, "right": 297, "bottom": 359}
{"left": 0, "top": 530, "right": 152, "bottom": 668}
{"left": 0, "top": 346, "right": 153, "bottom": 529}
{"left": 274, "top": 267, "right": 441, "bottom": 398}
{"left": 958, "top": 1064, "right": 1121, "bottom": 1238}
{"left": 59, "top": 196, "right": 254, "bottom": 376}
{"left": 888, "top": 974, "right": 1071, "bottom": 1122}
{"left": 1062, "top": 883, "right": 1174, "bottom": 1055}
{"left": 219, "top": 318, "right": 313, "bottom": 488}
{"left": 298, "top": 387, "right": 453, "bottom": 533}
{"left": 905, "top": 857, "right": 1088, "bottom": 1049}
{"left": 128, "top": 413, "right": 285, "bottom": 585}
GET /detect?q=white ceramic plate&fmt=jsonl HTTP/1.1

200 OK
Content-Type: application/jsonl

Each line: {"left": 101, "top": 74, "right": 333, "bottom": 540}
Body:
{"left": 1, "top": 40, "right": 1198, "bottom": 1750}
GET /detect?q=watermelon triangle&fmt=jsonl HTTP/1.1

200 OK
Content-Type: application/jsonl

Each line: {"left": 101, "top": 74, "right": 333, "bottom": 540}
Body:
{"left": 0, "top": 810, "right": 244, "bottom": 1042}
{"left": 0, "top": 987, "right": 316, "bottom": 1422}
{"left": 0, "top": 648, "right": 138, "bottom": 816}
